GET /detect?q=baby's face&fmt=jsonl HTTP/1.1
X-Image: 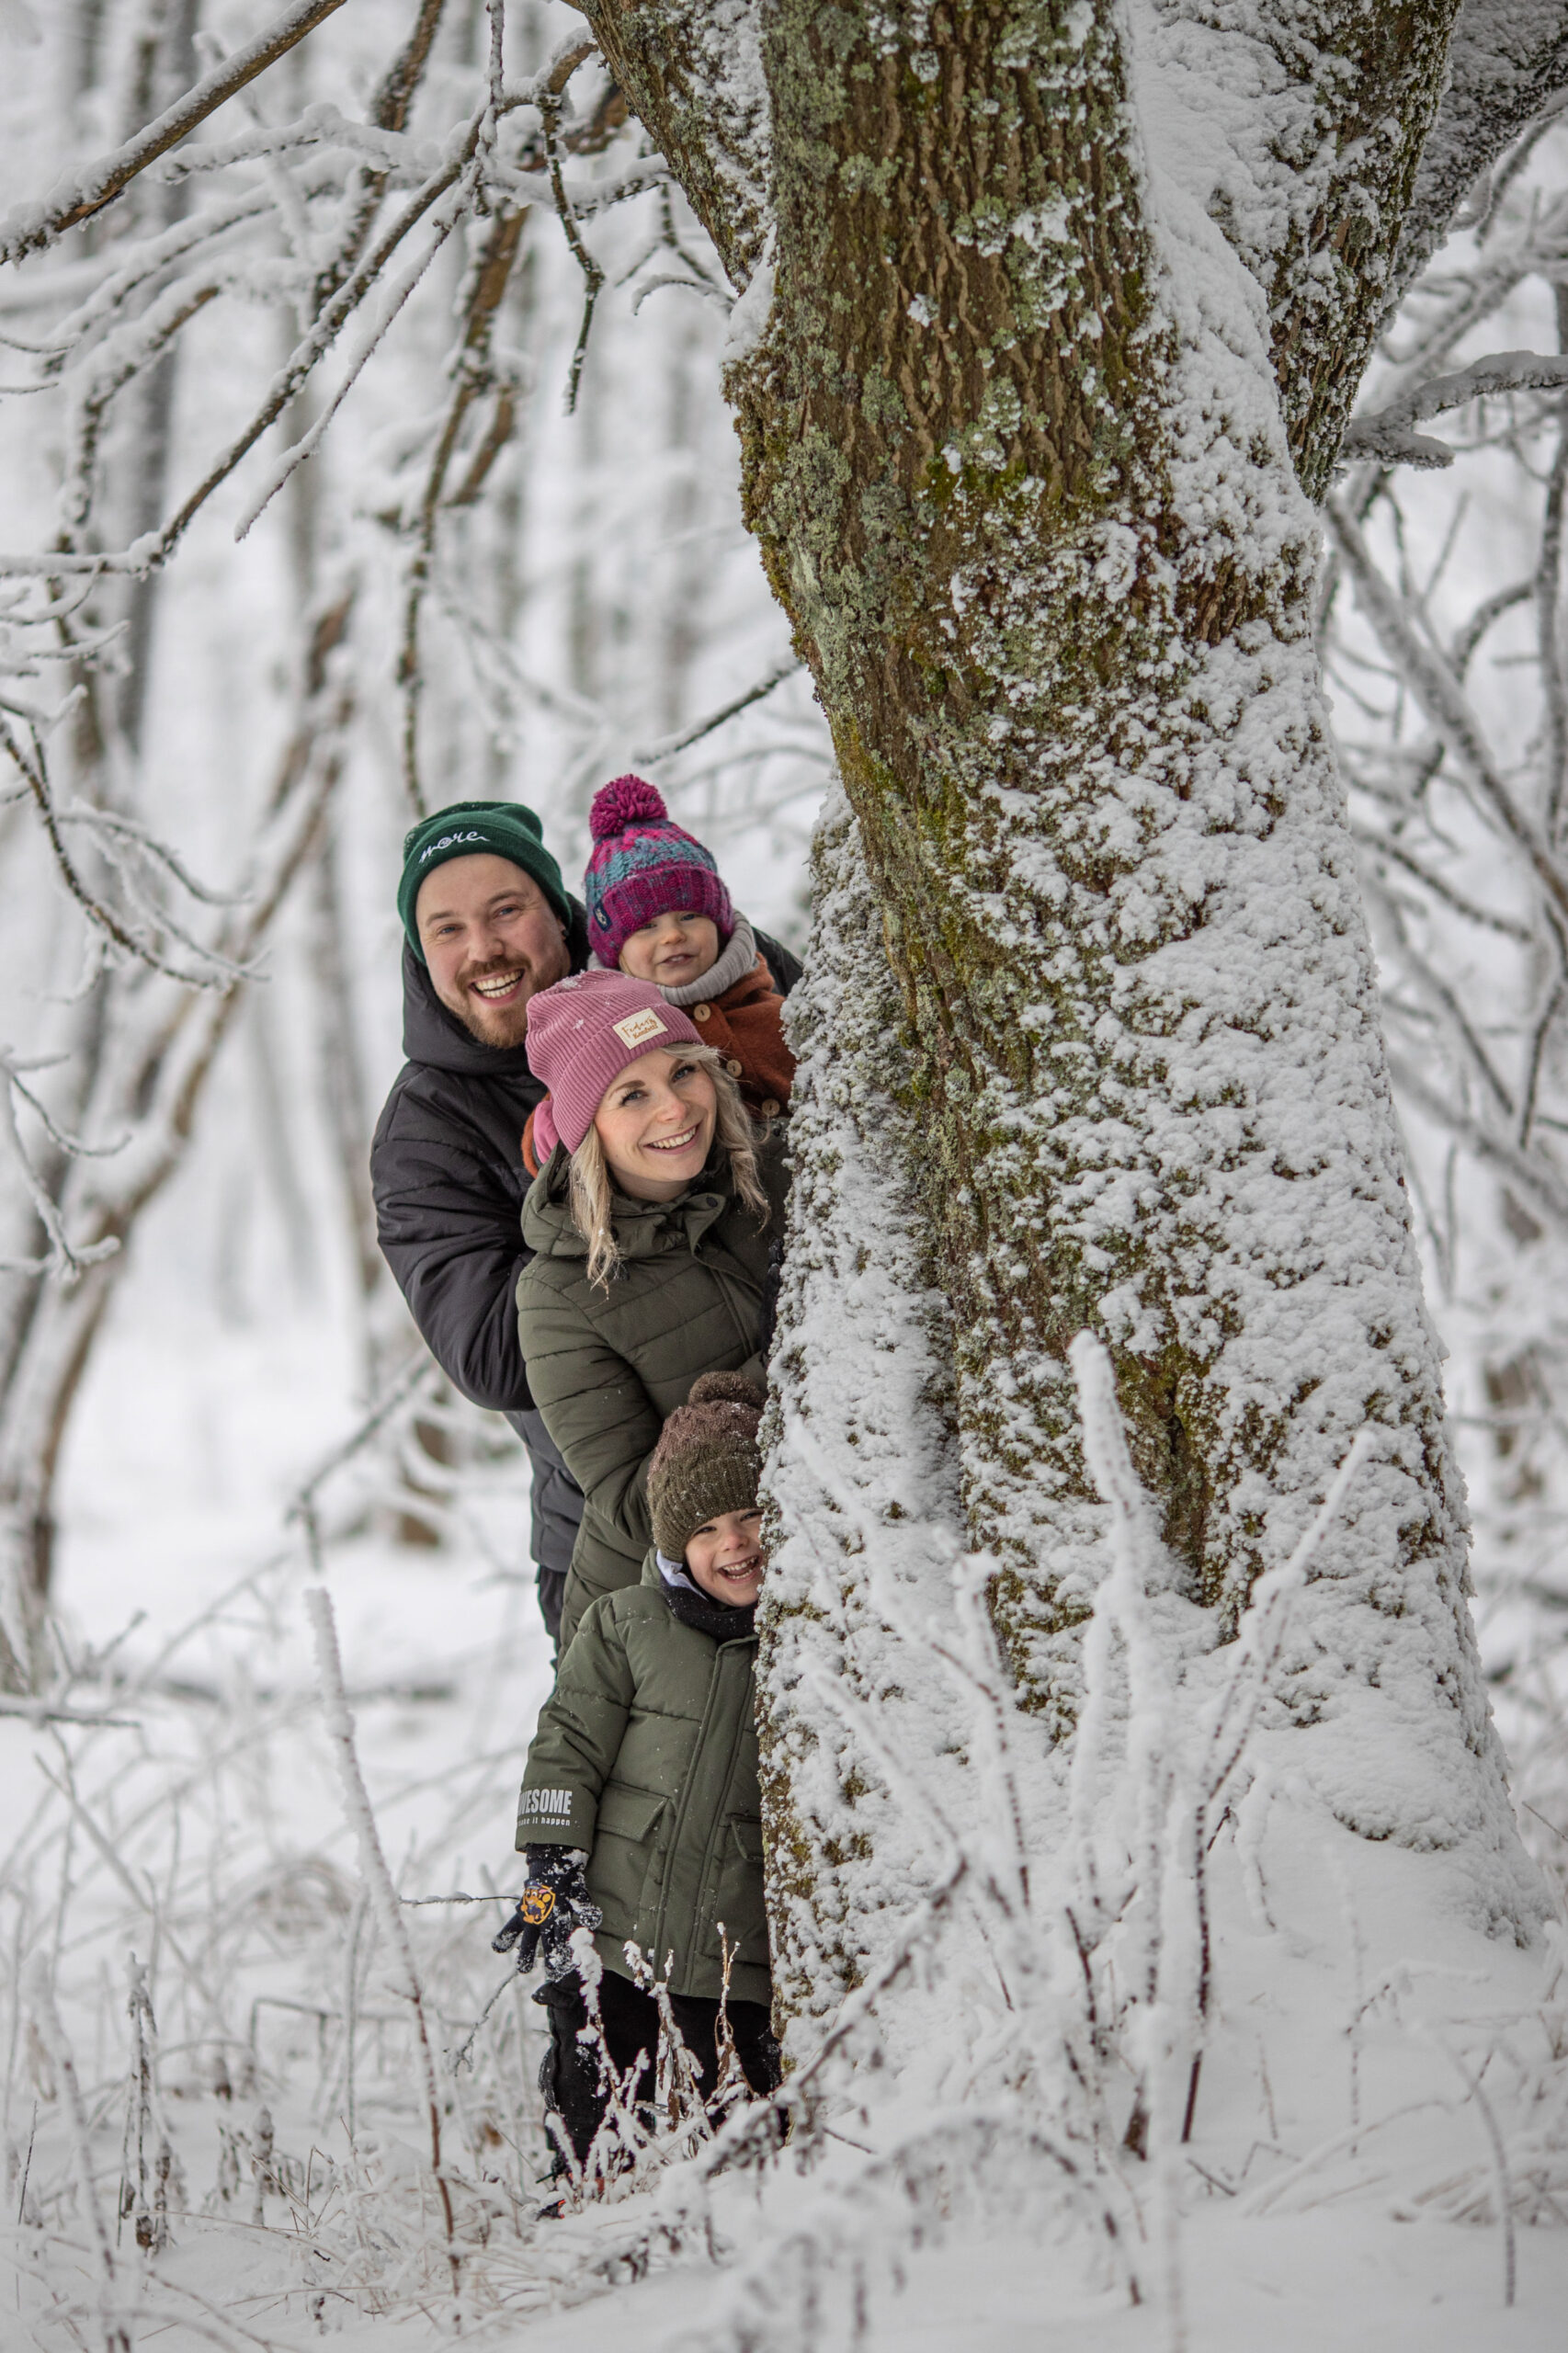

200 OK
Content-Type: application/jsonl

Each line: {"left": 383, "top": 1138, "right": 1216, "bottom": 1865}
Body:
{"left": 685, "top": 1509, "right": 765, "bottom": 1608}
{"left": 619, "top": 909, "right": 720, "bottom": 989}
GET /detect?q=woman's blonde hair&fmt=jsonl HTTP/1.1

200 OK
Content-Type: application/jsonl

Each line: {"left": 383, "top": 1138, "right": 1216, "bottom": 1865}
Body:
{"left": 567, "top": 1043, "right": 771, "bottom": 1289}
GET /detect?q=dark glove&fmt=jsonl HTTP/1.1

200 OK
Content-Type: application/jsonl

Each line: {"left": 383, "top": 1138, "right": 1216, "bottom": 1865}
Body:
{"left": 492, "top": 1847, "right": 602, "bottom": 1980}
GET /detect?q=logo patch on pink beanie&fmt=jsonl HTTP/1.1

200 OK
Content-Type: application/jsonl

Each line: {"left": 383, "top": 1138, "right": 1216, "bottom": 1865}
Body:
{"left": 610, "top": 1006, "right": 668, "bottom": 1050}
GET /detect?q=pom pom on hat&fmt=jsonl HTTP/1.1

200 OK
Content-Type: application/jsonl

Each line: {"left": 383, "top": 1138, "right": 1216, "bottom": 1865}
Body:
{"left": 583, "top": 772, "right": 733, "bottom": 967}
{"left": 590, "top": 775, "right": 668, "bottom": 840}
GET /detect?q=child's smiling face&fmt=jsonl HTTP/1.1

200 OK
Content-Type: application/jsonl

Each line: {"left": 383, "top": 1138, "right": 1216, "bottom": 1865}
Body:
{"left": 685, "top": 1509, "right": 765, "bottom": 1607}
{"left": 619, "top": 909, "right": 721, "bottom": 989}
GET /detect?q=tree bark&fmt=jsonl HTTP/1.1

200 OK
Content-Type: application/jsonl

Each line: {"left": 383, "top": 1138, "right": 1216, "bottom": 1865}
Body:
{"left": 758, "top": 787, "right": 971, "bottom": 2022}
{"left": 1392, "top": 0, "right": 1568, "bottom": 307}
{"left": 583, "top": 0, "right": 1548, "bottom": 1988}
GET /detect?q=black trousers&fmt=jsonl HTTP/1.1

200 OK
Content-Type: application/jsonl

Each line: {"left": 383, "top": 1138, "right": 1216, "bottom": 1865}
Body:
{"left": 535, "top": 1966, "right": 780, "bottom": 2165}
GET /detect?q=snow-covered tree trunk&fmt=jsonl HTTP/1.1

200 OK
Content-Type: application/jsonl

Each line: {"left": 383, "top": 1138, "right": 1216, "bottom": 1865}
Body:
{"left": 581, "top": 0, "right": 1562, "bottom": 2013}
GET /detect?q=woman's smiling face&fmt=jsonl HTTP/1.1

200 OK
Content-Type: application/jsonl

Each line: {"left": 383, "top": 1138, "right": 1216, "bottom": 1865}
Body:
{"left": 591, "top": 1048, "right": 718, "bottom": 1201}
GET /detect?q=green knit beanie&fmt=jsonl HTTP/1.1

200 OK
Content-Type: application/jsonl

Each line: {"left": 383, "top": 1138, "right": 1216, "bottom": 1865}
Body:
{"left": 397, "top": 800, "right": 570, "bottom": 961}
{"left": 649, "top": 1373, "right": 767, "bottom": 1561}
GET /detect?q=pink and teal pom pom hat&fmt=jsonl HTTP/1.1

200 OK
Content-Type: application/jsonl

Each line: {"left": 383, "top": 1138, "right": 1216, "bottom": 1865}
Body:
{"left": 584, "top": 776, "right": 733, "bottom": 968}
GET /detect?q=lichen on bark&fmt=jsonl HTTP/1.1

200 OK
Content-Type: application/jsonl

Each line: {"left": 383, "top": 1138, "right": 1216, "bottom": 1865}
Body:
{"left": 576, "top": 0, "right": 769, "bottom": 287}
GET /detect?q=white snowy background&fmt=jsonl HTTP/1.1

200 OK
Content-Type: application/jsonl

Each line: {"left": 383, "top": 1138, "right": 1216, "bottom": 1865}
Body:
{"left": 2, "top": 5, "right": 1568, "bottom": 2347}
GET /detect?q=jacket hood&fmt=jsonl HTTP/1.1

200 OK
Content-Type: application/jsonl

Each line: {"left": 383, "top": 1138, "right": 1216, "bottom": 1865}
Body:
{"left": 520, "top": 1144, "right": 740, "bottom": 1260}
{"left": 399, "top": 897, "right": 591, "bottom": 1076}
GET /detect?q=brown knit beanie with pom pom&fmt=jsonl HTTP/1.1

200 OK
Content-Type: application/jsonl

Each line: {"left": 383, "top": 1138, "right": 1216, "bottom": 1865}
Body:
{"left": 649, "top": 1371, "right": 767, "bottom": 1561}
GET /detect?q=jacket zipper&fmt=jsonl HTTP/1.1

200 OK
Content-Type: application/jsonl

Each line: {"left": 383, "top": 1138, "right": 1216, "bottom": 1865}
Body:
{"left": 653, "top": 1645, "right": 728, "bottom": 1984}
{"left": 694, "top": 1231, "right": 762, "bottom": 1358}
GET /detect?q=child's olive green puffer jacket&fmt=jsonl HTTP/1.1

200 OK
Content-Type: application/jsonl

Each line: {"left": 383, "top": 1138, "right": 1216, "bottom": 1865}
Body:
{"left": 517, "top": 1550, "right": 767, "bottom": 2005}
{"left": 516, "top": 1132, "right": 786, "bottom": 1652}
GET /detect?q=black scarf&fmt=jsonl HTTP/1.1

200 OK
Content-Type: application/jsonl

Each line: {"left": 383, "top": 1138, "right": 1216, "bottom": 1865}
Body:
{"left": 661, "top": 1581, "right": 756, "bottom": 1644}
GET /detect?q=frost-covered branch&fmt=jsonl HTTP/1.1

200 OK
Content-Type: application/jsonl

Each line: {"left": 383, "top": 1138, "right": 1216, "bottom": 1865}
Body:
{"left": 0, "top": 711, "right": 247, "bottom": 986}
{"left": 1343, "top": 350, "right": 1568, "bottom": 469}
{"left": 631, "top": 657, "right": 801, "bottom": 765}
{"left": 0, "top": 0, "right": 351, "bottom": 265}
{"left": 26, "top": 1961, "right": 130, "bottom": 2353}
{"left": 1327, "top": 494, "right": 1568, "bottom": 926}
{"left": 0, "top": 1051, "right": 125, "bottom": 1284}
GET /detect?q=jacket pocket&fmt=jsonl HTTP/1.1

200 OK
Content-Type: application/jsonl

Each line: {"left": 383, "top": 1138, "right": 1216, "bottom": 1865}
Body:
{"left": 590, "top": 1783, "right": 670, "bottom": 1944}
{"left": 706, "top": 1816, "right": 768, "bottom": 1969}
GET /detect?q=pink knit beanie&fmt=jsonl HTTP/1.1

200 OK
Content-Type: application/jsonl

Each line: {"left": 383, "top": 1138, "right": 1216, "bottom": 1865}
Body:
{"left": 524, "top": 971, "right": 703, "bottom": 1157}
{"left": 584, "top": 776, "right": 733, "bottom": 969}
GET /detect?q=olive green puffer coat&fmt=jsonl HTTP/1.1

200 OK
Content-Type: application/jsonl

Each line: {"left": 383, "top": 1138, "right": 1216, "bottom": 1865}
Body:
{"left": 517, "top": 1132, "right": 785, "bottom": 1652}
{"left": 516, "top": 1551, "right": 767, "bottom": 2004}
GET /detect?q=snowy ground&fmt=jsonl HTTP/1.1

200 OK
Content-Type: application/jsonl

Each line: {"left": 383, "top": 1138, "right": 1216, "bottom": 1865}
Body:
{"left": 5, "top": 1198, "right": 1568, "bottom": 2350}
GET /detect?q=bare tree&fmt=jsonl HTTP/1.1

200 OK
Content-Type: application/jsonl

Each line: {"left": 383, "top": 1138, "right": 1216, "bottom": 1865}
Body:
{"left": 0, "top": 5, "right": 710, "bottom": 1694}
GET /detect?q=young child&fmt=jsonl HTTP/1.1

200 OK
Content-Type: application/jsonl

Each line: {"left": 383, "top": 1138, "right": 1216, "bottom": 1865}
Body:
{"left": 496, "top": 1372, "right": 778, "bottom": 2170}
{"left": 521, "top": 777, "right": 793, "bottom": 1174}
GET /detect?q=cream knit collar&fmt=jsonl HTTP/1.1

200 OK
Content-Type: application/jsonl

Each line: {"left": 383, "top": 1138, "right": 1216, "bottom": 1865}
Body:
{"left": 592, "top": 915, "right": 757, "bottom": 1006}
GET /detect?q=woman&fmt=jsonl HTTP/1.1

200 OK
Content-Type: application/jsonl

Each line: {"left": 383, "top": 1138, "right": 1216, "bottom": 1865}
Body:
{"left": 517, "top": 969, "right": 786, "bottom": 1653}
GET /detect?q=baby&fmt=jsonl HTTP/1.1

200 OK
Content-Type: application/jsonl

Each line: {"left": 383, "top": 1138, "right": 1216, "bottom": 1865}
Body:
{"left": 522, "top": 777, "right": 794, "bottom": 1175}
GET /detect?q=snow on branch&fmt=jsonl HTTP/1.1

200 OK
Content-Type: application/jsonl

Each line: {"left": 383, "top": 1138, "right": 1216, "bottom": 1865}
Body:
{"left": 0, "top": 32, "right": 633, "bottom": 591}
{"left": 0, "top": 0, "right": 351, "bottom": 267}
{"left": 145, "top": 103, "right": 425, "bottom": 193}
{"left": 1395, "top": 4, "right": 1568, "bottom": 304}
{"left": 1325, "top": 495, "right": 1568, "bottom": 928}
{"left": 1342, "top": 350, "right": 1568, "bottom": 470}
{"left": 0, "top": 1051, "right": 124, "bottom": 1284}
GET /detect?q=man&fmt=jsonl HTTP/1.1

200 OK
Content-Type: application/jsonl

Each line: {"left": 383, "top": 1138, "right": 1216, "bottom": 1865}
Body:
{"left": 371, "top": 797, "right": 800, "bottom": 1643}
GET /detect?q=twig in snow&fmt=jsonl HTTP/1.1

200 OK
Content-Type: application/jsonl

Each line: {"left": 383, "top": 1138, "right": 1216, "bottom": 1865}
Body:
{"left": 401, "top": 1889, "right": 523, "bottom": 1904}
{"left": 286, "top": 1351, "right": 437, "bottom": 1566}
{"left": 448, "top": 1956, "right": 528, "bottom": 2074}
{"left": 1426, "top": 2032, "right": 1517, "bottom": 2306}
{"left": 305, "top": 1587, "right": 460, "bottom": 2311}
{"left": 27, "top": 1961, "right": 130, "bottom": 2353}
{"left": 1237, "top": 2096, "right": 1453, "bottom": 2216}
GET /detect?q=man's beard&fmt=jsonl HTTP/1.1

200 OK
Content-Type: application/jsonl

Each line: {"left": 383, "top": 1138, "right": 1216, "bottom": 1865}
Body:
{"left": 447, "top": 964, "right": 537, "bottom": 1048}
{"left": 454, "top": 996, "right": 531, "bottom": 1048}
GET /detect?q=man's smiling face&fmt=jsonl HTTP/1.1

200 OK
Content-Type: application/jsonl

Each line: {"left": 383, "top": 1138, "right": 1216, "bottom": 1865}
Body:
{"left": 415, "top": 854, "right": 571, "bottom": 1047}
